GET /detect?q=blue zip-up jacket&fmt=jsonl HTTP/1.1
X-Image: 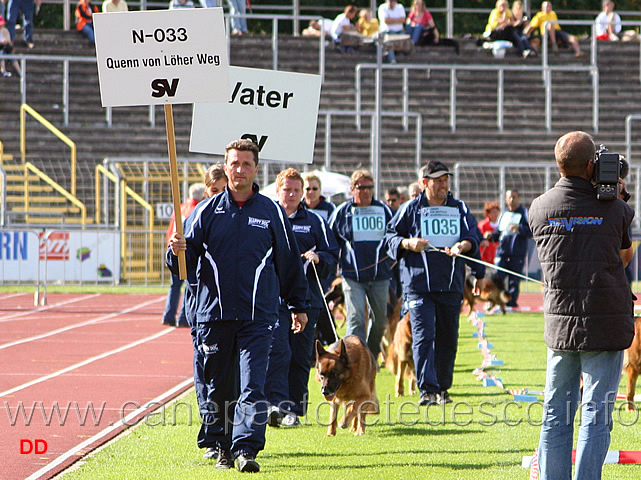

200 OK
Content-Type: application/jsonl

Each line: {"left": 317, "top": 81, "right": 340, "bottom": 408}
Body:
{"left": 491, "top": 204, "right": 532, "bottom": 259}
{"left": 166, "top": 184, "right": 309, "bottom": 322}
{"left": 329, "top": 198, "right": 394, "bottom": 283}
{"left": 385, "top": 191, "right": 481, "bottom": 294}
{"left": 288, "top": 204, "right": 340, "bottom": 309}
{"left": 302, "top": 197, "right": 336, "bottom": 222}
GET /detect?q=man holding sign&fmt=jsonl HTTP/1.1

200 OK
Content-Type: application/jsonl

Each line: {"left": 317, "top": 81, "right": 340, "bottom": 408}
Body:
{"left": 385, "top": 160, "right": 480, "bottom": 406}
{"left": 167, "top": 139, "right": 308, "bottom": 472}
{"left": 329, "top": 170, "right": 394, "bottom": 363}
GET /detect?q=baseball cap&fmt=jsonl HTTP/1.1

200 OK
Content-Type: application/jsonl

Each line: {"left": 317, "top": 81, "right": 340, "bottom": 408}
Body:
{"left": 423, "top": 160, "right": 452, "bottom": 178}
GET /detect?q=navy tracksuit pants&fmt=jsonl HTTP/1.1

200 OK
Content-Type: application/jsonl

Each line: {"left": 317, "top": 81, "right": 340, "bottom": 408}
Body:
{"left": 405, "top": 291, "right": 462, "bottom": 395}
{"left": 265, "top": 307, "right": 320, "bottom": 417}
{"left": 194, "top": 317, "right": 275, "bottom": 456}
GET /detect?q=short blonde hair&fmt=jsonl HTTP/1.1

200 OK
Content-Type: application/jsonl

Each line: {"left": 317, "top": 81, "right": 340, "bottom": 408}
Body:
{"left": 350, "top": 169, "right": 374, "bottom": 189}
{"left": 276, "top": 168, "right": 304, "bottom": 190}
{"left": 303, "top": 173, "right": 322, "bottom": 188}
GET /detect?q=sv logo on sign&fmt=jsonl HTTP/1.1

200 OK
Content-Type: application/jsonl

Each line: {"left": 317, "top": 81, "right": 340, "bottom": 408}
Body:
{"left": 241, "top": 134, "right": 268, "bottom": 152}
{"left": 151, "top": 78, "right": 179, "bottom": 98}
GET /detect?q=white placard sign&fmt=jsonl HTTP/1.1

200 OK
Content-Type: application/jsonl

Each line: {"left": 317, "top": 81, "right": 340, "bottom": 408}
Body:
{"left": 189, "top": 66, "right": 322, "bottom": 164}
{"left": 94, "top": 9, "right": 230, "bottom": 107}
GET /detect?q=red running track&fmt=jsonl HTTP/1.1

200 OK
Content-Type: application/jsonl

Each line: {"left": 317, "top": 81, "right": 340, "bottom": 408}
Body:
{"left": 0, "top": 292, "right": 194, "bottom": 480}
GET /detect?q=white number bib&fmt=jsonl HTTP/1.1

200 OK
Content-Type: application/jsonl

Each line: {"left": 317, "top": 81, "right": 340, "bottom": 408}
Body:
{"left": 420, "top": 206, "right": 461, "bottom": 248}
{"left": 352, "top": 206, "right": 386, "bottom": 242}
{"left": 498, "top": 211, "right": 522, "bottom": 232}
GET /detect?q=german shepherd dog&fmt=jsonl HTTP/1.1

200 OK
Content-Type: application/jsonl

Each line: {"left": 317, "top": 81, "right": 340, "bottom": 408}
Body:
{"left": 462, "top": 272, "right": 512, "bottom": 317}
{"left": 324, "top": 277, "right": 348, "bottom": 328}
{"left": 384, "top": 312, "right": 416, "bottom": 397}
{"left": 623, "top": 317, "right": 641, "bottom": 412}
{"left": 315, "top": 336, "right": 379, "bottom": 436}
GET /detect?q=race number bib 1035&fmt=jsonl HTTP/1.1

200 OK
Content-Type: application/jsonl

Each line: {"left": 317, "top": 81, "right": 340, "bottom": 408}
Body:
{"left": 420, "top": 206, "right": 461, "bottom": 248}
{"left": 352, "top": 206, "right": 386, "bottom": 242}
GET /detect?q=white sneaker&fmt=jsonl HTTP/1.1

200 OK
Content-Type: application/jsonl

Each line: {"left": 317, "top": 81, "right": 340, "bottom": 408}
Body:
{"left": 281, "top": 413, "right": 300, "bottom": 427}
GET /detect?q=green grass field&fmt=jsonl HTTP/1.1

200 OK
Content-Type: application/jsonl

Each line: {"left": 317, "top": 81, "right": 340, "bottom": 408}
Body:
{"left": 63, "top": 312, "right": 641, "bottom": 479}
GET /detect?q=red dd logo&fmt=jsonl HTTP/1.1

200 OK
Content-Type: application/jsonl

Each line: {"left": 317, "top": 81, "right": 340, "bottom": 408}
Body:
{"left": 20, "top": 439, "right": 48, "bottom": 454}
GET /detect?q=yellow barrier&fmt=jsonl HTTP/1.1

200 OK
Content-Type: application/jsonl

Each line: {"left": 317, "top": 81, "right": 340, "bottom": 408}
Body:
{"left": 95, "top": 164, "right": 155, "bottom": 277}
{"left": 24, "top": 162, "right": 87, "bottom": 226}
{"left": 20, "top": 103, "right": 77, "bottom": 196}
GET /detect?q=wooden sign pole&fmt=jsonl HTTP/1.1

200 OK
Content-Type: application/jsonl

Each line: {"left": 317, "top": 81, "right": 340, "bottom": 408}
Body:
{"left": 164, "top": 104, "right": 187, "bottom": 280}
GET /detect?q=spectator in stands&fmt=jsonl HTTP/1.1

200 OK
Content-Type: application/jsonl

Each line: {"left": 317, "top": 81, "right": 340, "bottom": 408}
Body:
{"left": 169, "top": 0, "right": 194, "bottom": 8}
{"left": 302, "top": 173, "right": 336, "bottom": 221}
{"left": 329, "top": 169, "right": 394, "bottom": 363}
{"left": 524, "top": 1, "right": 585, "bottom": 57}
{"left": 385, "top": 187, "right": 401, "bottom": 212}
{"left": 266, "top": 168, "right": 339, "bottom": 429}
{"left": 483, "top": 0, "right": 534, "bottom": 57}
{"left": 162, "top": 183, "right": 206, "bottom": 328}
{"left": 490, "top": 189, "right": 532, "bottom": 309}
{"left": 75, "top": 0, "right": 99, "bottom": 45}
{"left": 204, "top": 162, "right": 227, "bottom": 197}
{"left": 356, "top": 8, "right": 379, "bottom": 37}
{"left": 331, "top": 4, "right": 358, "bottom": 52}
{"left": 102, "top": 0, "right": 127, "bottom": 12}
{"left": 226, "top": 0, "right": 248, "bottom": 35}
{"left": 477, "top": 200, "right": 500, "bottom": 264}
{"left": 595, "top": 0, "right": 621, "bottom": 41}
{"left": 6, "top": 0, "right": 40, "bottom": 48}
{"left": 0, "top": 15, "right": 21, "bottom": 77}
{"left": 378, "top": 0, "right": 407, "bottom": 64}
{"left": 302, "top": 18, "right": 333, "bottom": 37}
{"left": 406, "top": 0, "right": 459, "bottom": 53}
{"left": 408, "top": 181, "right": 421, "bottom": 200}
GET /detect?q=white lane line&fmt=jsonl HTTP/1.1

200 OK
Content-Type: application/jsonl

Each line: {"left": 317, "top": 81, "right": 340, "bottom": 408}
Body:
{"left": 0, "top": 292, "right": 31, "bottom": 301}
{"left": 24, "top": 377, "right": 194, "bottom": 480}
{"left": 0, "top": 296, "right": 165, "bottom": 351}
{"left": 0, "top": 294, "right": 102, "bottom": 323}
{"left": 0, "top": 328, "right": 175, "bottom": 398}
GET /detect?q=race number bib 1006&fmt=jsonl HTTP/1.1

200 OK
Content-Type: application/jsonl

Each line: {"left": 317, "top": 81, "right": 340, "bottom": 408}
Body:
{"left": 352, "top": 206, "right": 386, "bottom": 242}
{"left": 420, "top": 206, "right": 461, "bottom": 248}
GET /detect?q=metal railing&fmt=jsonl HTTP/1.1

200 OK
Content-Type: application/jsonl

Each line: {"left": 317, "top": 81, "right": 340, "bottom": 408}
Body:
{"left": 20, "top": 103, "right": 78, "bottom": 194}
{"left": 319, "top": 109, "right": 422, "bottom": 172}
{"left": 23, "top": 162, "right": 87, "bottom": 226}
{"left": 355, "top": 62, "right": 599, "bottom": 134}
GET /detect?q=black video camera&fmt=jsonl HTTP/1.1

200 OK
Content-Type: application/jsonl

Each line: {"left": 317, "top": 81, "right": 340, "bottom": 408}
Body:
{"left": 593, "top": 145, "right": 625, "bottom": 201}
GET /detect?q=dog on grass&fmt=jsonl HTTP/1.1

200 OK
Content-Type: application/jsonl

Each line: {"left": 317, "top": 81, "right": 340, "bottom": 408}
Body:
{"left": 623, "top": 317, "right": 641, "bottom": 412}
{"left": 462, "top": 272, "right": 512, "bottom": 317}
{"left": 315, "top": 335, "right": 379, "bottom": 436}
{"left": 384, "top": 313, "right": 416, "bottom": 397}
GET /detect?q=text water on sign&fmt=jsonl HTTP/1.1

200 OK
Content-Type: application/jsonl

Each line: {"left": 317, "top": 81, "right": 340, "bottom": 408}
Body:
{"left": 352, "top": 206, "right": 386, "bottom": 242}
{"left": 94, "top": 8, "right": 230, "bottom": 107}
{"left": 420, "top": 206, "right": 460, "bottom": 248}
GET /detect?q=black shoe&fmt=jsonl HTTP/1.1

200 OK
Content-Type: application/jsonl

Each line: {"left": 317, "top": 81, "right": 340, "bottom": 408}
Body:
{"left": 176, "top": 322, "right": 189, "bottom": 328}
{"left": 236, "top": 453, "right": 260, "bottom": 473}
{"left": 203, "top": 447, "right": 218, "bottom": 459}
{"left": 267, "top": 406, "right": 282, "bottom": 427}
{"left": 215, "top": 448, "right": 234, "bottom": 469}
{"left": 438, "top": 391, "right": 452, "bottom": 404}
{"left": 418, "top": 392, "right": 438, "bottom": 406}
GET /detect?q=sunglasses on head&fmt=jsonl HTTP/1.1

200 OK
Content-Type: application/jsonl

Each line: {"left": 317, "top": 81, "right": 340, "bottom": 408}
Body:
{"left": 305, "top": 187, "right": 319, "bottom": 191}
{"left": 355, "top": 185, "right": 374, "bottom": 190}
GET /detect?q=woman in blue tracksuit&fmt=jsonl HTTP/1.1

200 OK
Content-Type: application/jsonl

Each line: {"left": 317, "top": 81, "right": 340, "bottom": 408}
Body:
{"left": 167, "top": 140, "right": 308, "bottom": 472}
{"left": 385, "top": 161, "right": 480, "bottom": 407}
{"left": 265, "top": 168, "right": 339, "bottom": 427}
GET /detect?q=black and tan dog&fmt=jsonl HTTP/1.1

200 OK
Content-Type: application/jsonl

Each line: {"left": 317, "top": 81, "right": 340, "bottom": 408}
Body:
{"left": 624, "top": 316, "right": 641, "bottom": 412}
{"left": 462, "top": 271, "right": 512, "bottom": 317}
{"left": 315, "top": 335, "right": 379, "bottom": 436}
{"left": 384, "top": 312, "right": 416, "bottom": 397}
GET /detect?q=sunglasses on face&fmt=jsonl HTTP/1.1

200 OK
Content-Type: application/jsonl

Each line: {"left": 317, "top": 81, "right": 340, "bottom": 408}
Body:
{"left": 305, "top": 187, "right": 319, "bottom": 191}
{"left": 355, "top": 185, "right": 374, "bottom": 190}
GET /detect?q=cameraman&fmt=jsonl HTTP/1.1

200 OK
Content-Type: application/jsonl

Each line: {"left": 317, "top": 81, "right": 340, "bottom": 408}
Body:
{"left": 528, "top": 131, "right": 635, "bottom": 480}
